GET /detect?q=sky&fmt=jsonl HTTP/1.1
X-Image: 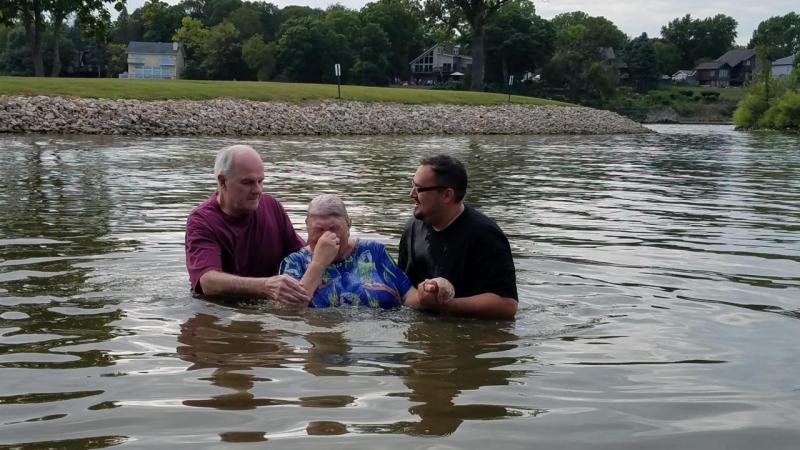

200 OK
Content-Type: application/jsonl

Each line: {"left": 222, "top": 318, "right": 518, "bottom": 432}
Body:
{"left": 123, "top": 0, "right": 797, "bottom": 45}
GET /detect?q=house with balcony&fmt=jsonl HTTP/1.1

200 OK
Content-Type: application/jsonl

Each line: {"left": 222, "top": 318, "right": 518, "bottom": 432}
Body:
{"left": 409, "top": 44, "right": 472, "bottom": 85}
{"left": 123, "top": 41, "right": 185, "bottom": 80}
{"left": 694, "top": 49, "right": 756, "bottom": 87}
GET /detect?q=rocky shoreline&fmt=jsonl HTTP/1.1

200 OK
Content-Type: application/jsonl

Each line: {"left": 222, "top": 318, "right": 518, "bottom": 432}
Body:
{"left": 0, "top": 95, "right": 651, "bottom": 136}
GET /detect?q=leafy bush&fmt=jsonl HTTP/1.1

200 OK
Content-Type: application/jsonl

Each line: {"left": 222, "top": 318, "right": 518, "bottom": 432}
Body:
{"left": 733, "top": 86, "right": 770, "bottom": 128}
{"left": 700, "top": 91, "right": 720, "bottom": 101}
{"left": 678, "top": 90, "right": 694, "bottom": 97}
{"left": 760, "top": 90, "right": 800, "bottom": 129}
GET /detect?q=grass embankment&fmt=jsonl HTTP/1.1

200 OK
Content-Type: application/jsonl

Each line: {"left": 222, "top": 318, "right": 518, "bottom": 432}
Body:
{"left": 612, "top": 84, "right": 746, "bottom": 123}
{"left": 0, "top": 76, "right": 568, "bottom": 106}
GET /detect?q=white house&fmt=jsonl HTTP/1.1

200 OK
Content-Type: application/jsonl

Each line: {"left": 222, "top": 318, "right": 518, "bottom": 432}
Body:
{"left": 123, "top": 41, "right": 185, "bottom": 80}
{"left": 409, "top": 43, "right": 472, "bottom": 85}
{"left": 772, "top": 54, "right": 796, "bottom": 78}
{"left": 671, "top": 70, "right": 697, "bottom": 83}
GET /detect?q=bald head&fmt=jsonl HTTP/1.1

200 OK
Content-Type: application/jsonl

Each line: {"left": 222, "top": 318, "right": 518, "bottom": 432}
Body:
{"left": 214, "top": 144, "right": 265, "bottom": 216}
{"left": 214, "top": 144, "right": 263, "bottom": 179}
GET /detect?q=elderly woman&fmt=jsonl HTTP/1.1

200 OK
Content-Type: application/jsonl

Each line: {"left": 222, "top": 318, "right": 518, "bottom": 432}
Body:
{"left": 279, "top": 194, "right": 453, "bottom": 309}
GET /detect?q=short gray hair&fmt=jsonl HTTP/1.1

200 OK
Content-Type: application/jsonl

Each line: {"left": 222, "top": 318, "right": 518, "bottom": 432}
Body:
{"left": 214, "top": 145, "right": 257, "bottom": 178}
{"left": 307, "top": 194, "right": 351, "bottom": 226}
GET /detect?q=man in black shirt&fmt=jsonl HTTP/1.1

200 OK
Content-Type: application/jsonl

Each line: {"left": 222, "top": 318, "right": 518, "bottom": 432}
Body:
{"left": 398, "top": 155, "right": 518, "bottom": 319}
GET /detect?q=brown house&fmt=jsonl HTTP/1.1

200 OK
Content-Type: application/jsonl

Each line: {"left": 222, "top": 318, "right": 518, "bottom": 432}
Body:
{"left": 694, "top": 49, "right": 757, "bottom": 87}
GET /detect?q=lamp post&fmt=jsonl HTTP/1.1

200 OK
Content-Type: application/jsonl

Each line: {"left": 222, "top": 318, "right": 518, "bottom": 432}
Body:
{"left": 335, "top": 63, "right": 342, "bottom": 99}
{"left": 508, "top": 75, "right": 514, "bottom": 103}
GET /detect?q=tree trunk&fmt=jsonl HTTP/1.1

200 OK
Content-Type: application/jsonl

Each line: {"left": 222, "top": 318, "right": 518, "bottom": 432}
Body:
{"left": 51, "top": 17, "right": 64, "bottom": 77}
{"left": 20, "top": 0, "right": 45, "bottom": 76}
{"left": 469, "top": 26, "right": 485, "bottom": 91}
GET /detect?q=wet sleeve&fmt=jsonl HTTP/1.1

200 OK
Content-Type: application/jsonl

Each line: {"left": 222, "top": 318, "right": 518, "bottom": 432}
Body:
{"left": 398, "top": 225, "right": 409, "bottom": 272}
{"left": 185, "top": 214, "right": 222, "bottom": 294}
{"left": 470, "top": 230, "right": 518, "bottom": 301}
{"left": 278, "top": 252, "right": 306, "bottom": 280}
{"left": 379, "top": 243, "right": 412, "bottom": 298}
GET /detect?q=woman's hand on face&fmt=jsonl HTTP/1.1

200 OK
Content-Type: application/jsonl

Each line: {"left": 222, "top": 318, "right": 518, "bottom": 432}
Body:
{"left": 311, "top": 231, "right": 340, "bottom": 266}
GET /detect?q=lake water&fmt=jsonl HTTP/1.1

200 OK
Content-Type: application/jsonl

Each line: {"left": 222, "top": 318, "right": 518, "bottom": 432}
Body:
{"left": 0, "top": 125, "right": 798, "bottom": 449}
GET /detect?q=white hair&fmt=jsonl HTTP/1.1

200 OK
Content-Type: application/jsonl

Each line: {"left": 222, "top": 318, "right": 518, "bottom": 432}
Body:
{"left": 306, "top": 194, "right": 351, "bottom": 226}
{"left": 214, "top": 145, "right": 258, "bottom": 178}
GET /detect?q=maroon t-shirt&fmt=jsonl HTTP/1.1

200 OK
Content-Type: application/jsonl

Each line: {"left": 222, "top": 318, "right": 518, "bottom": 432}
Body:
{"left": 184, "top": 193, "right": 304, "bottom": 294}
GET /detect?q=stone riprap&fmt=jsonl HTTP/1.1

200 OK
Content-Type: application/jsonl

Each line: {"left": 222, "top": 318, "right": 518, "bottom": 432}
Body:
{"left": 0, "top": 95, "right": 651, "bottom": 135}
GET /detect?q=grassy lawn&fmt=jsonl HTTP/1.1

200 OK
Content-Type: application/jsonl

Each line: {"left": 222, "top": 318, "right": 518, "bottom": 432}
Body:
{"left": 0, "top": 76, "right": 568, "bottom": 106}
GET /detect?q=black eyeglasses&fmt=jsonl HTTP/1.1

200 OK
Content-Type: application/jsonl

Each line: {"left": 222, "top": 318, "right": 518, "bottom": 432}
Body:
{"left": 410, "top": 180, "right": 448, "bottom": 193}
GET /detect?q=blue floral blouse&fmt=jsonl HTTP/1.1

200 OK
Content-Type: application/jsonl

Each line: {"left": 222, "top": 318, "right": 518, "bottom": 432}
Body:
{"left": 278, "top": 239, "right": 412, "bottom": 308}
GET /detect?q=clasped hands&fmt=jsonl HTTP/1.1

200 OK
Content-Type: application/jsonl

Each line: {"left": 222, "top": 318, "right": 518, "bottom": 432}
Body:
{"left": 417, "top": 277, "right": 455, "bottom": 310}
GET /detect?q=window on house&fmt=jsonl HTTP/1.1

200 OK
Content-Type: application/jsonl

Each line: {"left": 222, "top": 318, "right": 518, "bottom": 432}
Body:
{"left": 718, "top": 69, "right": 729, "bottom": 78}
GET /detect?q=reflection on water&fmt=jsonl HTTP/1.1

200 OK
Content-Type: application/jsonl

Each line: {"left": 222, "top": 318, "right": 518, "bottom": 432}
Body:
{"left": 1, "top": 126, "right": 799, "bottom": 448}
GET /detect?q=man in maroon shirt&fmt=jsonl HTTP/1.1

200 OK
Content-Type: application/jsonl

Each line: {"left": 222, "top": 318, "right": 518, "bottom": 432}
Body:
{"left": 184, "top": 145, "right": 309, "bottom": 304}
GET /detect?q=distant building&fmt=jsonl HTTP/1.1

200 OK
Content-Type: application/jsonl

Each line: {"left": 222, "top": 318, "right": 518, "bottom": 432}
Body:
{"left": 772, "top": 54, "right": 796, "bottom": 78}
{"left": 600, "top": 47, "right": 629, "bottom": 79}
{"left": 409, "top": 44, "right": 472, "bottom": 85}
{"left": 694, "top": 49, "right": 756, "bottom": 87}
{"left": 671, "top": 70, "right": 697, "bottom": 84}
{"left": 123, "top": 42, "right": 185, "bottom": 80}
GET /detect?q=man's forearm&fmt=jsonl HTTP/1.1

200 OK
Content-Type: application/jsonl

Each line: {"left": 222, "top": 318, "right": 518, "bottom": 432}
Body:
{"left": 440, "top": 293, "right": 518, "bottom": 319}
{"left": 199, "top": 270, "right": 265, "bottom": 298}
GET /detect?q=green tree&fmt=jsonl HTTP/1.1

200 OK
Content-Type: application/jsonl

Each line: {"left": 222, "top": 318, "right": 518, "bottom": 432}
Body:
{"left": 360, "top": 0, "right": 426, "bottom": 81}
{"left": 105, "top": 41, "right": 127, "bottom": 76}
{"left": 484, "top": 0, "right": 553, "bottom": 83}
{"left": 543, "top": 11, "right": 625, "bottom": 105}
{"left": 203, "top": 20, "right": 245, "bottom": 79}
{"left": 226, "top": 2, "right": 265, "bottom": 40}
{"left": 241, "top": 34, "right": 274, "bottom": 80}
{"left": 550, "top": 11, "right": 627, "bottom": 50}
{"left": 661, "top": 14, "right": 737, "bottom": 68}
{"left": 274, "top": 14, "right": 354, "bottom": 83}
{"left": 748, "top": 13, "right": 800, "bottom": 60}
{"left": 424, "top": 0, "right": 511, "bottom": 91}
{"left": 139, "top": 0, "right": 186, "bottom": 42}
{"left": 623, "top": 33, "right": 659, "bottom": 91}
{"left": 0, "top": 0, "right": 121, "bottom": 76}
{"left": 173, "top": 15, "right": 210, "bottom": 78}
{"left": 652, "top": 40, "right": 680, "bottom": 76}
{"left": 183, "top": 0, "right": 243, "bottom": 26}
{"left": 351, "top": 22, "right": 391, "bottom": 85}
{"left": 0, "top": 0, "right": 47, "bottom": 75}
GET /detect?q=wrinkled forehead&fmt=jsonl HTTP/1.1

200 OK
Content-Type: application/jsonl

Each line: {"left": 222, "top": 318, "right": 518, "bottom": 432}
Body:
{"left": 306, "top": 214, "right": 348, "bottom": 227}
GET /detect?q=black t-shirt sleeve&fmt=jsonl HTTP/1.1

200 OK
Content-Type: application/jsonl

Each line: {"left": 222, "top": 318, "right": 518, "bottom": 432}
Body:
{"left": 466, "top": 227, "right": 518, "bottom": 301}
{"left": 398, "top": 226, "right": 409, "bottom": 272}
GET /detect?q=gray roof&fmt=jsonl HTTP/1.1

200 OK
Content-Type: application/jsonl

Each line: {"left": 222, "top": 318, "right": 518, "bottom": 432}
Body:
{"left": 772, "top": 54, "right": 796, "bottom": 66}
{"left": 715, "top": 48, "right": 756, "bottom": 66}
{"left": 127, "top": 41, "right": 181, "bottom": 55}
{"left": 694, "top": 48, "right": 756, "bottom": 70}
{"left": 696, "top": 61, "right": 726, "bottom": 70}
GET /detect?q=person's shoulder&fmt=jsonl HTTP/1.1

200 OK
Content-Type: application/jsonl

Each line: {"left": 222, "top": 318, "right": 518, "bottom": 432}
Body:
{"left": 402, "top": 216, "right": 425, "bottom": 233}
{"left": 358, "top": 239, "right": 388, "bottom": 253}
{"left": 463, "top": 205, "right": 507, "bottom": 234}
{"left": 284, "top": 246, "right": 311, "bottom": 261}
{"left": 187, "top": 194, "right": 218, "bottom": 222}
{"left": 255, "top": 194, "right": 292, "bottom": 218}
